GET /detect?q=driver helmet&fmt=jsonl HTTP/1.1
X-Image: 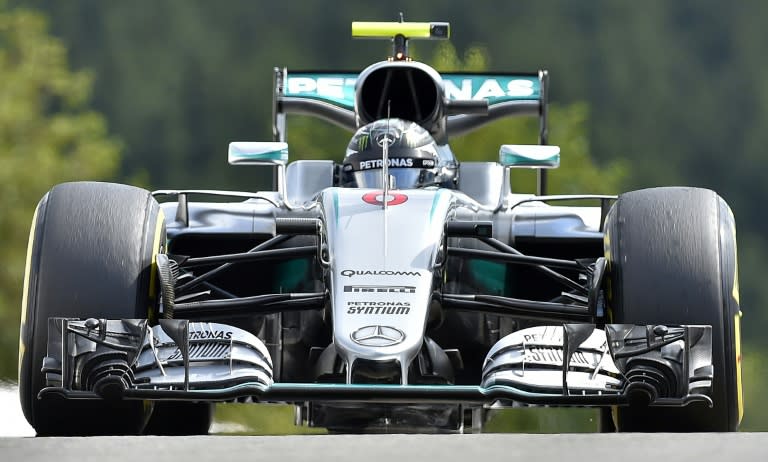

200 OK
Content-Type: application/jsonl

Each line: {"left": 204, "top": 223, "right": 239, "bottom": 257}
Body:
{"left": 341, "top": 118, "right": 457, "bottom": 189}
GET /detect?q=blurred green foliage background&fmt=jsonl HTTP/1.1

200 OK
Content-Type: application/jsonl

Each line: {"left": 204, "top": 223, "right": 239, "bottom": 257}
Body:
{"left": 1, "top": 0, "right": 767, "bottom": 432}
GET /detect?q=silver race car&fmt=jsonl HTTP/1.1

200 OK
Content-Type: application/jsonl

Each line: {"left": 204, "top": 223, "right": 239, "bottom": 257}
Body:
{"left": 18, "top": 21, "right": 742, "bottom": 435}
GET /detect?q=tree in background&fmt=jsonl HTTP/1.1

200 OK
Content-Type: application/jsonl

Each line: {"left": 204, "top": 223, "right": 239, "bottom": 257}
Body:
{"left": 0, "top": 4, "right": 121, "bottom": 377}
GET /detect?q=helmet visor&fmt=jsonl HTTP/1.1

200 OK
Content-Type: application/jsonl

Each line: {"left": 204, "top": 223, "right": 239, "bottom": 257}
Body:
{"left": 353, "top": 168, "right": 436, "bottom": 189}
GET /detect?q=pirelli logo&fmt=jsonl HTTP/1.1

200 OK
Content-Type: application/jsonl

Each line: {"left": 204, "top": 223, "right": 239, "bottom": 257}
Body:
{"left": 344, "top": 285, "right": 416, "bottom": 294}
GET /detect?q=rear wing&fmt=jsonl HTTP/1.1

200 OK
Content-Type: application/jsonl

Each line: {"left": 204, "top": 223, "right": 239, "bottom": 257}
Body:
{"left": 272, "top": 69, "right": 549, "bottom": 144}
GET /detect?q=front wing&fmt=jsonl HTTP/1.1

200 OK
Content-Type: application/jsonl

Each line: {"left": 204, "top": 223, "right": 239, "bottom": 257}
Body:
{"left": 38, "top": 318, "right": 714, "bottom": 408}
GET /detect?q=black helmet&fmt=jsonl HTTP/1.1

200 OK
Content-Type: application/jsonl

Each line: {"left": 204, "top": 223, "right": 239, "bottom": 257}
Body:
{"left": 341, "top": 119, "right": 457, "bottom": 189}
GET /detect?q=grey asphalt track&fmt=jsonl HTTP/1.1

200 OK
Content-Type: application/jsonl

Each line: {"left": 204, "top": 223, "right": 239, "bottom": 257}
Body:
{"left": 1, "top": 433, "right": 766, "bottom": 462}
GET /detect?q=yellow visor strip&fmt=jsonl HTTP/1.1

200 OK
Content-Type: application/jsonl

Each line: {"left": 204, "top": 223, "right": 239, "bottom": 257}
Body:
{"left": 352, "top": 22, "right": 449, "bottom": 40}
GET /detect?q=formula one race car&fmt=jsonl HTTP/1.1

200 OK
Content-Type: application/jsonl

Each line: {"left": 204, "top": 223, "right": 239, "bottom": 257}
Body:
{"left": 18, "top": 21, "right": 742, "bottom": 435}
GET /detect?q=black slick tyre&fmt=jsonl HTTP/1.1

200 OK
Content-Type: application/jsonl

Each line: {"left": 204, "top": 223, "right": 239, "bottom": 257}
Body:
{"left": 604, "top": 187, "right": 742, "bottom": 432}
{"left": 18, "top": 182, "right": 164, "bottom": 436}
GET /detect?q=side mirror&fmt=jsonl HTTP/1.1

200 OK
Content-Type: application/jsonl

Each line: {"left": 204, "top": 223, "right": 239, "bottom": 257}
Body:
{"left": 499, "top": 144, "right": 560, "bottom": 169}
{"left": 229, "top": 142, "right": 289, "bottom": 165}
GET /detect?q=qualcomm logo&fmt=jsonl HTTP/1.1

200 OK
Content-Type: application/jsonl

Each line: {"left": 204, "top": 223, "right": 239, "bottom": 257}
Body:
{"left": 350, "top": 325, "right": 405, "bottom": 347}
{"left": 340, "top": 269, "right": 420, "bottom": 277}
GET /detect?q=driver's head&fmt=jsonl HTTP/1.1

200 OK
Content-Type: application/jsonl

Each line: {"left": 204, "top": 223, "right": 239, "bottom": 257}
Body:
{"left": 341, "top": 119, "right": 456, "bottom": 189}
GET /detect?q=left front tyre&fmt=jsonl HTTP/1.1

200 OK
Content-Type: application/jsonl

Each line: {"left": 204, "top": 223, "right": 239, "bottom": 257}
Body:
{"left": 18, "top": 182, "right": 164, "bottom": 436}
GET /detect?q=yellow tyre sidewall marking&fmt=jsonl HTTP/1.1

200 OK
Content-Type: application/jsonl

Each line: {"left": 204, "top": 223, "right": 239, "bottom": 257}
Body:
{"left": 18, "top": 205, "right": 40, "bottom": 378}
{"left": 148, "top": 209, "right": 165, "bottom": 293}
{"left": 148, "top": 208, "right": 165, "bottom": 322}
{"left": 727, "top": 211, "right": 743, "bottom": 424}
{"left": 602, "top": 224, "right": 613, "bottom": 322}
{"left": 735, "top": 311, "right": 743, "bottom": 423}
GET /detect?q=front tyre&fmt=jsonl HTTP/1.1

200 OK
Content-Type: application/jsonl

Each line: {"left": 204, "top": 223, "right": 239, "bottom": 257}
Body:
{"left": 18, "top": 182, "right": 164, "bottom": 436}
{"left": 604, "top": 187, "right": 742, "bottom": 432}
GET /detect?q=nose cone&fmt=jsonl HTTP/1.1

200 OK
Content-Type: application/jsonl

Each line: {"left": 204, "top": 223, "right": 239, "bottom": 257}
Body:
{"left": 321, "top": 187, "right": 453, "bottom": 382}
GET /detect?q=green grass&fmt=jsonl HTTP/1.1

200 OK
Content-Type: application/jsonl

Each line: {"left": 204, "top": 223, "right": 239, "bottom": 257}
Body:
{"left": 483, "top": 408, "right": 599, "bottom": 433}
{"left": 213, "top": 403, "right": 326, "bottom": 435}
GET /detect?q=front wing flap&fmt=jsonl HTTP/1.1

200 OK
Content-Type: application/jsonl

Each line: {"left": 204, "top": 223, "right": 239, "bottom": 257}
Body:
{"left": 38, "top": 318, "right": 713, "bottom": 408}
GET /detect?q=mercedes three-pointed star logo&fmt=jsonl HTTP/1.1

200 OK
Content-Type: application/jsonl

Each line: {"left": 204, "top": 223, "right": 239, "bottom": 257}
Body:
{"left": 375, "top": 133, "right": 396, "bottom": 147}
{"left": 350, "top": 325, "right": 405, "bottom": 347}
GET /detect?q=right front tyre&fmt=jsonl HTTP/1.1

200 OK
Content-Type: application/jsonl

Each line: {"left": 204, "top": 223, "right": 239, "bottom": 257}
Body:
{"left": 18, "top": 182, "right": 164, "bottom": 436}
{"left": 604, "top": 187, "right": 742, "bottom": 432}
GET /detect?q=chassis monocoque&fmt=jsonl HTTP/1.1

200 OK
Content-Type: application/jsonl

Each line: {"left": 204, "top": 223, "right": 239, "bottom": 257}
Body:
{"left": 18, "top": 21, "right": 742, "bottom": 435}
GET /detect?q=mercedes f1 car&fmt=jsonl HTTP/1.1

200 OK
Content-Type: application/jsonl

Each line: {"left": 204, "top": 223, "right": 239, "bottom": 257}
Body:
{"left": 18, "top": 21, "right": 742, "bottom": 435}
